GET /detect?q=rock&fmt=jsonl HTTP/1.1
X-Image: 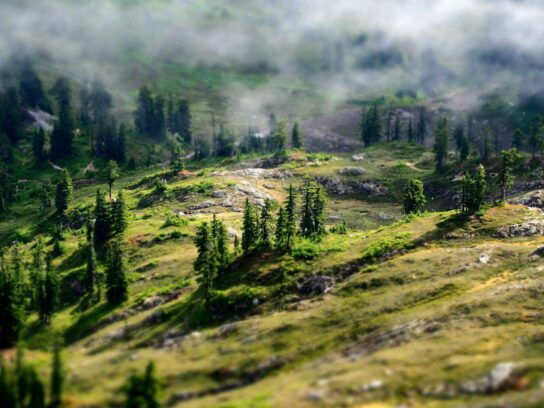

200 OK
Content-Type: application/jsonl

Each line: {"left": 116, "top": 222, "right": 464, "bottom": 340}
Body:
{"left": 234, "top": 183, "right": 272, "bottom": 200}
{"left": 227, "top": 227, "right": 240, "bottom": 238}
{"left": 316, "top": 177, "right": 353, "bottom": 195}
{"left": 496, "top": 220, "right": 544, "bottom": 238}
{"left": 360, "top": 379, "right": 383, "bottom": 392}
{"left": 532, "top": 247, "right": 544, "bottom": 257}
{"left": 299, "top": 274, "right": 335, "bottom": 296}
{"left": 351, "top": 154, "right": 366, "bottom": 161}
{"left": 212, "top": 190, "right": 227, "bottom": 198}
{"left": 337, "top": 167, "right": 367, "bottom": 176}
{"left": 217, "top": 323, "right": 239, "bottom": 337}
{"left": 352, "top": 181, "right": 389, "bottom": 197}
{"left": 478, "top": 254, "right": 490, "bottom": 264}
{"left": 307, "top": 389, "right": 325, "bottom": 401}
{"left": 263, "top": 169, "right": 294, "bottom": 180}
{"left": 138, "top": 194, "right": 162, "bottom": 208}
{"left": 511, "top": 190, "right": 544, "bottom": 209}
{"left": 460, "top": 362, "right": 518, "bottom": 394}
{"left": 189, "top": 201, "right": 215, "bottom": 210}
{"left": 378, "top": 212, "right": 393, "bottom": 221}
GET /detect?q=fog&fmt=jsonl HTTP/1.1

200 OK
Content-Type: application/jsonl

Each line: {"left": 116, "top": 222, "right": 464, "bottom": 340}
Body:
{"left": 1, "top": 0, "right": 543, "bottom": 116}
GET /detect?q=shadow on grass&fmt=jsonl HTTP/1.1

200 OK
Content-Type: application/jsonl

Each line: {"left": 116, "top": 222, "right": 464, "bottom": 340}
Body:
{"left": 64, "top": 302, "right": 118, "bottom": 345}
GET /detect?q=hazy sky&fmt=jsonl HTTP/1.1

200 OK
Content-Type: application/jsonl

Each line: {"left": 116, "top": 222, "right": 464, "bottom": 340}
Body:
{"left": 1, "top": 0, "right": 543, "bottom": 108}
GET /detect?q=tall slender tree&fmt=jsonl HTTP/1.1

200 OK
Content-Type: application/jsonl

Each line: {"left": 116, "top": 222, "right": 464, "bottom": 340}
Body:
{"left": 433, "top": 117, "right": 449, "bottom": 172}
{"left": 54, "top": 170, "right": 73, "bottom": 216}
{"left": 105, "top": 240, "right": 128, "bottom": 304}
{"left": 292, "top": 122, "right": 303, "bottom": 149}
{"left": 242, "top": 199, "right": 258, "bottom": 253}
{"left": 193, "top": 222, "right": 217, "bottom": 303}
{"left": 403, "top": 179, "right": 426, "bottom": 215}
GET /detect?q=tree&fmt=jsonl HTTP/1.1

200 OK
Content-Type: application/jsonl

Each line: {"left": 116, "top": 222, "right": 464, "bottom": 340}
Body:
{"left": 84, "top": 239, "right": 99, "bottom": 299}
{"left": 300, "top": 180, "right": 327, "bottom": 238}
{"left": 105, "top": 240, "right": 128, "bottom": 304}
{"left": 480, "top": 131, "right": 493, "bottom": 164}
{"left": 93, "top": 190, "right": 111, "bottom": 248}
{"left": 0, "top": 264, "right": 24, "bottom": 348}
{"left": 498, "top": 148, "right": 521, "bottom": 203}
{"left": 285, "top": 184, "right": 297, "bottom": 249}
{"left": 113, "top": 190, "right": 128, "bottom": 237}
{"left": 528, "top": 119, "right": 544, "bottom": 160}
{"left": 362, "top": 104, "right": 382, "bottom": 146}
{"left": 32, "top": 128, "right": 47, "bottom": 163}
{"left": 433, "top": 117, "right": 449, "bottom": 172}
{"left": 117, "top": 124, "right": 127, "bottom": 164}
{"left": 462, "top": 165, "right": 487, "bottom": 215}
{"left": 178, "top": 100, "right": 192, "bottom": 146}
{"left": 292, "top": 122, "right": 303, "bottom": 149}
{"left": 512, "top": 128, "right": 524, "bottom": 151}
{"left": 393, "top": 113, "right": 401, "bottom": 141}
{"left": 40, "top": 181, "right": 53, "bottom": 211}
{"left": 416, "top": 107, "right": 426, "bottom": 144}
{"left": 105, "top": 160, "right": 120, "bottom": 200}
{"left": 269, "top": 122, "right": 287, "bottom": 154}
{"left": 18, "top": 59, "right": 51, "bottom": 112}
{"left": 89, "top": 79, "right": 113, "bottom": 122}
{"left": 275, "top": 207, "right": 288, "bottom": 251}
{"left": 37, "top": 256, "right": 59, "bottom": 325}
{"left": 193, "top": 222, "right": 217, "bottom": 302}
{"left": 50, "top": 342, "right": 64, "bottom": 408}
{"left": 242, "top": 199, "right": 258, "bottom": 252}
{"left": 0, "top": 87, "right": 24, "bottom": 143}
{"left": 124, "top": 361, "right": 161, "bottom": 408}
{"left": 50, "top": 77, "right": 75, "bottom": 159}
{"left": 407, "top": 118, "right": 414, "bottom": 143}
{"left": 211, "top": 215, "right": 229, "bottom": 272}
{"left": 54, "top": 170, "right": 73, "bottom": 215}
{"left": 403, "top": 179, "right": 426, "bottom": 214}
{"left": 259, "top": 199, "right": 273, "bottom": 247}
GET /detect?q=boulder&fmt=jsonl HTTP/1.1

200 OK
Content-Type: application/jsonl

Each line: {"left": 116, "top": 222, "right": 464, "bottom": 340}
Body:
{"left": 496, "top": 220, "right": 544, "bottom": 238}
{"left": 337, "top": 167, "right": 367, "bottom": 176}
{"left": 511, "top": 190, "right": 544, "bottom": 209}
{"left": 299, "top": 274, "right": 335, "bottom": 295}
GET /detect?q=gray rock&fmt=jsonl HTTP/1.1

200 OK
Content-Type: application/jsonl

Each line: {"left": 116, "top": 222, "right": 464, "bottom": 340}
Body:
{"left": 352, "top": 154, "right": 366, "bottom": 161}
{"left": 299, "top": 274, "right": 335, "bottom": 296}
{"left": 189, "top": 201, "right": 215, "bottom": 210}
{"left": 496, "top": 220, "right": 544, "bottom": 238}
{"left": 511, "top": 190, "right": 544, "bottom": 209}
{"left": 337, "top": 167, "right": 367, "bottom": 176}
{"left": 460, "top": 363, "right": 517, "bottom": 394}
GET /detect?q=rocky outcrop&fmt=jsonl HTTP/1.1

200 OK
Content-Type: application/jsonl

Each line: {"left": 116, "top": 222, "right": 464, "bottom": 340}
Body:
{"left": 496, "top": 220, "right": 544, "bottom": 238}
{"left": 337, "top": 167, "right": 367, "bottom": 176}
{"left": 316, "top": 177, "right": 388, "bottom": 197}
{"left": 511, "top": 190, "right": 544, "bottom": 209}
{"left": 298, "top": 274, "right": 335, "bottom": 296}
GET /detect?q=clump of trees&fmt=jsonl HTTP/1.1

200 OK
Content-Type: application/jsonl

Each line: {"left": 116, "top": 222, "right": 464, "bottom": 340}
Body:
{"left": 124, "top": 361, "right": 161, "bottom": 408}
{"left": 403, "top": 179, "right": 426, "bottom": 215}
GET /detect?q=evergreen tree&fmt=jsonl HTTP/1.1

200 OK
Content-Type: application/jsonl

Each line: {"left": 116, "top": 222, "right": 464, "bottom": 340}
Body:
{"left": 193, "top": 222, "right": 217, "bottom": 302}
{"left": 403, "top": 179, "right": 426, "bottom": 215}
{"left": 462, "top": 165, "right": 487, "bottom": 215}
{"left": 113, "top": 190, "right": 128, "bottom": 237}
{"left": 528, "top": 119, "right": 544, "bottom": 160}
{"left": 498, "top": 148, "right": 521, "bottom": 203}
{"left": 0, "top": 87, "right": 24, "bottom": 143}
{"left": 275, "top": 206, "right": 288, "bottom": 251}
{"left": 32, "top": 128, "right": 47, "bottom": 163}
{"left": 178, "top": 100, "right": 192, "bottom": 146}
{"left": 459, "top": 132, "right": 470, "bottom": 161}
{"left": 18, "top": 59, "right": 51, "bottom": 112}
{"left": 416, "top": 107, "right": 426, "bottom": 144}
{"left": 362, "top": 104, "right": 382, "bottom": 146}
{"left": 269, "top": 113, "right": 278, "bottom": 135}
{"left": 38, "top": 256, "right": 58, "bottom": 325}
{"left": 454, "top": 123, "right": 465, "bottom": 157}
{"left": 433, "top": 117, "right": 449, "bottom": 172}
{"left": 124, "top": 361, "right": 161, "bottom": 408}
{"left": 269, "top": 122, "right": 287, "bottom": 154}
{"left": 105, "top": 240, "right": 128, "bottom": 304}
{"left": 50, "top": 341, "right": 64, "bottom": 408}
{"left": 480, "top": 131, "right": 493, "bottom": 164}
{"left": 241, "top": 199, "right": 258, "bottom": 252}
{"left": 0, "top": 265, "right": 24, "bottom": 348}
{"left": 259, "top": 199, "right": 273, "bottom": 247}
{"left": 215, "top": 124, "right": 236, "bottom": 157}
{"left": 40, "top": 181, "right": 53, "bottom": 211}
{"left": 93, "top": 190, "right": 111, "bottom": 248}
{"left": 54, "top": 169, "right": 73, "bottom": 215}
{"left": 27, "top": 366, "right": 45, "bottom": 408}
{"left": 211, "top": 215, "right": 229, "bottom": 271}
{"left": 117, "top": 124, "right": 127, "bottom": 164}
{"left": 105, "top": 160, "right": 120, "bottom": 200}
{"left": 285, "top": 184, "right": 297, "bottom": 250}
{"left": 292, "top": 122, "right": 303, "bottom": 149}
{"left": 407, "top": 118, "right": 414, "bottom": 143}
{"left": 300, "top": 180, "right": 327, "bottom": 238}
{"left": 512, "top": 128, "right": 524, "bottom": 151}
{"left": 89, "top": 79, "right": 113, "bottom": 123}
{"left": 50, "top": 77, "right": 75, "bottom": 159}
{"left": 393, "top": 113, "right": 401, "bottom": 141}
{"left": 84, "top": 240, "right": 98, "bottom": 298}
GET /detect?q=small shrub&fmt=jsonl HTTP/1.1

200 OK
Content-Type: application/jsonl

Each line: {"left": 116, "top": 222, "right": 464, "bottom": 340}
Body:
{"left": 162, "top": 215, "right": 189, "bottom": 229}
{"left": 360, "top": 233, "right": 412, "bottom": 264}
{"left": 208, "top": 287, "right": 264, "bottom": 320}
{"left": 330, "top": 221, "right": 348, "bottom": 234}
{"left": 185, "top": 181, "right": 216, "bottom": 194}
{"left": 291, "top": 241, "right": 320, "bottom": 260}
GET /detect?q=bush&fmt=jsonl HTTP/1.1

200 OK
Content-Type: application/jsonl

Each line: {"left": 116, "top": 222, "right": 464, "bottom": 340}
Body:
{"left": 360, "top": 233, "right": 412, "bottom": 264}
{"left": 162, "top": 214, "right": 188, "bottom": 229}
{"left": 291, "top": 241, "right": 320, "bottom": 260}
{"left": 185, "top": 180, "right": 216, "bottom": 194}
{"left": 208, "top": 288, "right": 264, "bottom": 320}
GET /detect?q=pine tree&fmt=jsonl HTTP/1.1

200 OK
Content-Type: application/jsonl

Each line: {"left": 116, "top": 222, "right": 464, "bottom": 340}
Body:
{"left": 454, "top": 124, "right": 465, "bottom": 157}
{"left": 32, "top": 128, "right": 47, "bottom": 163}
{"left": 481, "top": 131, "right": 493, "bottom": 164}
{"left": 259, "top": 200, "right": 273, "bottom": 247}
{"left": 512, "top": 128, "right": 524, "bottom": 151}
{"left": 124, "top": 361, "right": 161, "bottom": 408}
{"left": 285, "top": 185, "right": 297, "bottom": 249}
{"left": 38, "top": 256, "right": 59, "bottom": 325}
{"left": 18, "top": 59, "right": 51, "bottom": 112}
{"left": 275, "top": 206, "right": 288, "bottom": 251}
{"left": 433, "top": 117, "right": 449, "bottom": 172}
{"left": 84, "top": 241, "right": 98, "bottom": 297}
{"left": 93, "top": 190, "right": 111, "bottom": 248}
{"left": 242, "top": 199, "right": 258, "bottom": 253}
{"left": 300, "top": 180, "right": 327, "bottom": 238}
{"left": 462, "top": 165, "right": 487, "bottom": 215}
{"left": 362, "top": 104, "right": 382, "bottom": 146}
{"left": 292, "top": 122, "right": 303, "bottom": 149}
{"left": 0, "top": 87, "right": 24, "bottom": 144}
{"left": 50, "top": 77, "right": 75, "bottom": 159}
{"left": 105, "top": 160, "right": 120, "bottom": 200}
{"left": 40, "top": 181, "right": 53, "bottom": 211}
{"left": 403, "top": 179, "right": 426, "bottom": 215}
{"left": 193, "top": 222, "right": 217, "bottom": 302}
{"left": 393, "top": 113, "right": 401, "bottom": 141}
{"left": 0, "top": 264, "right": 24, "bottom": 348}
{"left": 106, "top": 240, "right": 128, "bottom": 304}
{"left": 416, "top": 107, "right": 426, "bottom": 144}
{"left": 498, "top": 148, "right": 521, "bottom": 203}
{"left": 54, "top": 169, "right": 73, "bottom": 215}
{"left": 178, "top": 100, "right": 192, "bottom": 146}
{"left": 211, "top": 215, "right": 229, "bottom": 271}
{"left": 407, "top": 118, "right": 414, "bottom": 143}
{"left": 89, "top": 80, "right": 113, "bottom": 123}
{"left": 50, "top": 341, "right": 64, "bottom": 408}
{"left": 117, "top": 124, "right": 127, "bottom": 163}
{"left": 113, "top": 190, "right": 128, "bottom": 237}
{"left": 27, "top": 366, "right": 45, "bottom": 408}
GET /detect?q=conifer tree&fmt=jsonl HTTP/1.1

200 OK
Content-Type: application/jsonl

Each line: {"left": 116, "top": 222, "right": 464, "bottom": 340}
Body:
{"left": 105, "top": 160, "right": 120, "bottom": 200}
{"left": 0, "top": 264, "right": 24, "bottom": 348}
{"left": 403, "top": 179, "right": 426, "bottom": 215}
{"left": 512, "top": 128, "right": 524, "bottom": 151}
{"left": 275, "top": 206, "right": 288, "bottom": 251}
{"left": 18, "top": 59, "right": 51, "bottom": 112}
{"left": 292, "top": 122, "right": 303, "bottom": 149}
{"left": 178, "top": 100, "right": 192, "bottom": 146}
{"left": 105, "top": 240, "right": 128, "bottom": 305}
{"left": 0, "top": 88, "right": 24, "bottom": 144}
{"left": 259, "top": 199, "right": 273, "bottom": 247}
{"left": 393, "top": 113, "right": 401, "bottom": 141}
{"left": 50, "top": 77, "right": 75, "bottom": 159}
{"left": 50, "top": 341, "right": 64, "bottom": 408}
{"left": 193, "top": 222, "right": 217, "bottom": 302}
{"left": 40, "top": 181, "right": 53, "bottom": 211}
{"left": 32, "top": 128, "right": 47, "bottom": 163}
{"left": 285, "top": 185, "right": 297, "bottom": 249}
{"left": 242, "top": 199, "right": 258, "bottom": 252}
{"left": 481, "top": 131, "right": 493, "bottom": 164}
{"left": 54, "top": 170, "right": 73, "bottom": 216}
{"left": 300, "top": 180, "right": 327, "bottom": 237}
{"left": 113, "top": 190, "right": 128, "bottom": 237}
{"left": 93, "top": 190, "right": 111, "bottom": 248}
{"left": 407, "top": 118, "right": 414, "bottom": 143}
{"left": 433, "top": 117, "right": 449, "bottom": 172}
{"left": 462, "top": 165, "right": 487, "bottom": 215}
{"left": 416, "top": 107, "right": 426, "bottom": 144}
{"left": 124, "top": 361, "right": 161, "bottom": 408}
{"left": 38, "top": 256, "right": 59, "bottom": 325}
{"left": 498, "top": 148, "right": 521, "bottom": 203}
{"left": 211, "top": 215, "right": 229, "bottom": 271}
{"left": 117, "top": 124, "right": 127, "bottom": 164}
{"left": 84, "top": 240, "right": 98, "bottom": 298}
{"left": 362, "top": 104, "right": 382, "bottom": 146}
